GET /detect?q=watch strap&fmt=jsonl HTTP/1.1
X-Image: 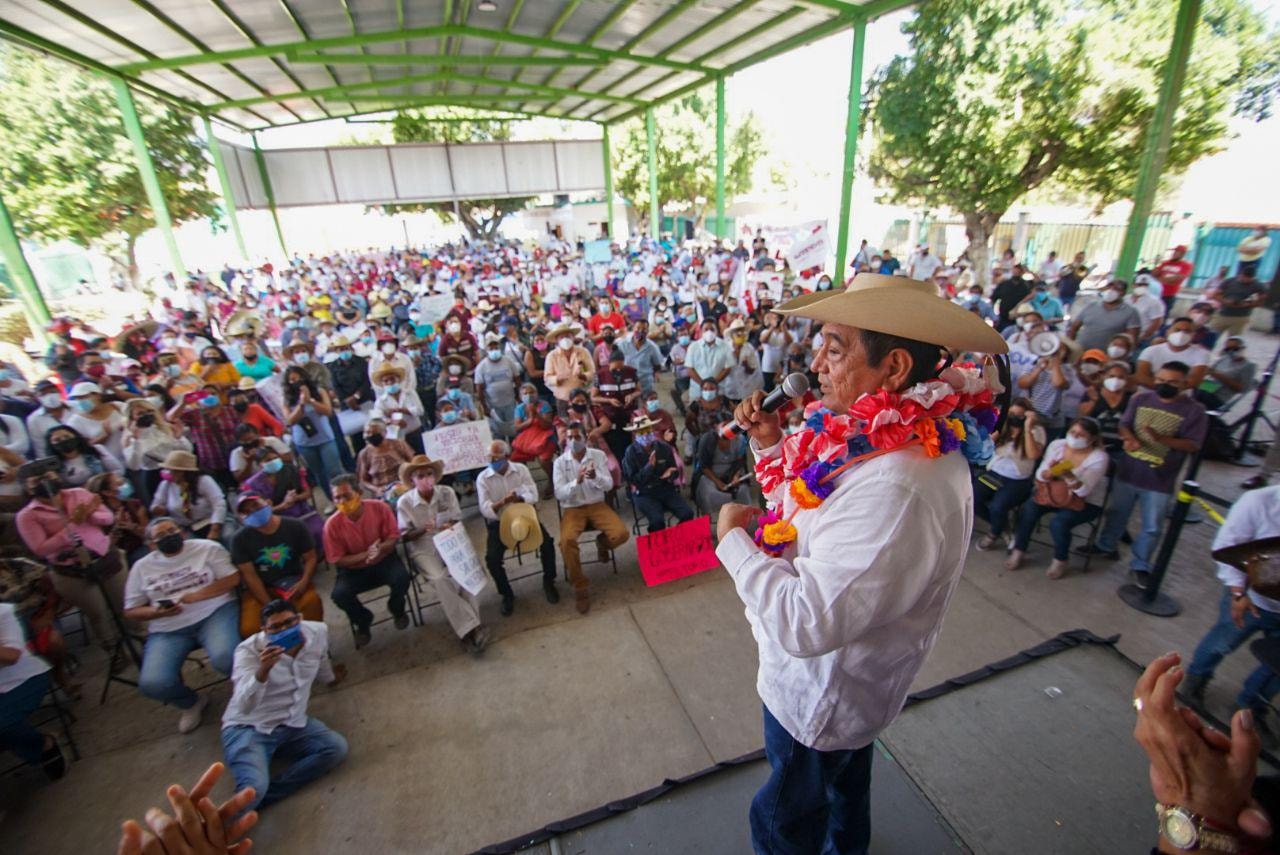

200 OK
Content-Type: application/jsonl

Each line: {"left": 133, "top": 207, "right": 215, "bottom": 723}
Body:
{"left": 1156, "top": 803, "right": 1242, "bottom": 854}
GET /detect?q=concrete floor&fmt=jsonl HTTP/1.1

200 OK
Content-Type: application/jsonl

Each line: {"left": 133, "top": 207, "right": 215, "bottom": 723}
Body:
{"left": 2, "top": 340, "right": 1277, "bottom": 854}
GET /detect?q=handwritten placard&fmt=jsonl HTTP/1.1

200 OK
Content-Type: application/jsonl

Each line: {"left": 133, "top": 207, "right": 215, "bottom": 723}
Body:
{"left": 787, "top": 220, "right": 829, "bottom": 271}
{"left": 417, "top": 294, "right": 456, "bottom": 325}
{"left": 432, "top": 526, "right": 488, "bottom": 596}
{"left": 636, "top": 515, "right": 719, "bottom": 586}
{"left": 584, "top": 239, "right": 613, "bottom": 265}
{"left": 421, "top": 420, "right": 494, "bottom": 474}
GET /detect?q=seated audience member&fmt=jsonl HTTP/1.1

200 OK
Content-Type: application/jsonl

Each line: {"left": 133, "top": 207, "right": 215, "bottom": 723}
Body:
{"left": 511, "top": 387, "right": 558, "bottom": 486}
{"left": 477, "top": 440, "right": 559, "bottom": 616}
{"left": 229, "top": 378, "right": 284, "bottom": 437}
{"left": 221, "top": 598, "right": 348, "bottom": 812}
{"left": 552, "top": 422, "right": 630, "bottom": 615}
{"left": 438, "top": 376, "right": 480, "bottom": 422}
{"left": 150, "top": 450, "right": 227, "bottom": 541}
{"left": 693, "top": 430, "right": 751, "bottom": 523}
{"left": 231, "top": 494, "right": 322, "bottom": 637}
{"left": 230, "top": 423, "right": 291, "bottom": 485}
{"left": 16, "top": 461, "right": 126, "bottom": 661}
{"left": 65, "top": 380, "right": 127, "bottom": 461}
{"left": 622, "top": 415, "right": 694, "bottom": 532}
{"left": 1007, "top": 418, "right": 1111, "bottom": 579}
{"left": 323, "top": 474, "right": 412, "bottom": 648}
{"left": 371, "top": 364, "right": 424, "bottom": 450}
{"left": 46, "top": 423, "right": 124, "bottom": 487}
{"left": 559, "top": 386, "right": 621, "bottom": 487}
{"left": 0, "top": 602, "right": 67, "bottom": 779}
{"left": 593, "top": 347, "right": 640, "bottom": 461}
{"left": 122, "top": 398, "right": 192, "bottom": 499}
{"left": 396, "top": 456, "right": 489, "bottom": 653}
{"left": 231, "top": 337, "right": 276, "bottom": 382}
{"left": 639, "top": 389, "right": 677, "bottom": 444}
{"left": 1106, "top": 333, "right": 1136, "bottom": 368}
{"left": 685, "top": 378, "right": 735, "bottom": 451}
{"left": 974, "top": 398, "right": 1046, "bottom": 549}
{"left": 1080, "top": 361, "right": 1134, "bottom": 454}
{"left": 1196, "top": 337, "right": 1256, "bottom": 411}
{"left": 1136, "top": 317, "right": 1211, "bottom": 389}
{"left": 27, "top": 379, "right": 70, "bottom": 458}
{"left": 0, "top": 554, "right": 77, "bottom": 696}
{"left": 242, "top": 446, "right": 325, "bottom": 546}
{"left": 355, "top": 417, "right": 413, "bottom": 500}
{"left": 123, "top": 518, "right": 241, "bottom": 733}
{"left": 86, "top": 471, "right": 150, "bottom": 566}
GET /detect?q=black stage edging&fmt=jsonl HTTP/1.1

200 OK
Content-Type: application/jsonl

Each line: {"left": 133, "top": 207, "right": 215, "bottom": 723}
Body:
{"left": 469, "top": 628, "right": 1126, "bottom": 855}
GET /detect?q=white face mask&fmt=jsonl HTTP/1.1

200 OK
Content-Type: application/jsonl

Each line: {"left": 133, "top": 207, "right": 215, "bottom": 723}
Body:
{"left": 1107, "top": 345, "right": 1127, "bottom": 359}
{"left": 39, "top": 392, "right": 62, "bottom": 410}
{"left": 701, "top": 330, "right": 717, "bottom": 344}
{"left": 1101, "top": 290, "right": 1123, "bottom": 303}
{"left": 1103, "top": 377, "right": 1126, "bottom": 392}
{"left": 381, "top": 342, "right": 396, "bottom": 355}
{"left": 558, "top": 338, "right": 573, "bottom": 351}
{"left": 1065, "top": 434, "right": 1091, "bottom": 450}
{"left": 1167, "top": 331, "right": 1192, "bottom": 348}
{"left": 447, "top": 322, "right": 461, "bottom": 334}
{"left": 1130, "top": 286, "right": 1147, "bottom": 298}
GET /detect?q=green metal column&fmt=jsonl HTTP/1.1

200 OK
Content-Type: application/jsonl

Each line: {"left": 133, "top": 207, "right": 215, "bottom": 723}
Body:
{"left": 715, "top": 75, "right": 726, "bottom": 241}
{"left": 602, "top": 123, "right": 615, "bottom": 239}
{"left": 1114, "top": 0, "right": 1201, "bottom": 281}
{"left": 0, "top": 191, "right": 51, "bottom": 342}
{"left": 110, "top": 77, "right": 187, "bottom": 281}
{"left": 646, "top": 107, "right": 659, "bottom": 240}
{"left": 252, "top": 133, "right": 289, "bottom": 258}
{"left": 833, "top": 18, "right": 866, "bottom": 281}
{"left": 203, "top": 116, "right": 249, "bottom": 262}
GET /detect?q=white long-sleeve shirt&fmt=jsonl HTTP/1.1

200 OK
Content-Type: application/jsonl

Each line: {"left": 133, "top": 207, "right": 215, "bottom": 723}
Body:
{"left": 475, "top": 462, "right": 538, "bottom": 522}
{"left": 553, "top": 448, "right": 614, "bottom": 508}
{"left": 0, "top": 602, "right": 50, "bottom": 693}
{"left": 715, "top": 441, "right": 973, "bottom": 751}
{"left": 222, "top": 621, "right": 334, "bottom": 734}
{"left": 373, "top": 387, "right": 424, "bottom": 437}
{"left": 151, "top": 475, "right": 228, "bottom": 530}
{"left": 1215, "top": 486, "right": 1280, "bottom": 612}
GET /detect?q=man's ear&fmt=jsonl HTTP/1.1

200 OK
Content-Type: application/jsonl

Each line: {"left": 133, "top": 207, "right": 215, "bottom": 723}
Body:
{"left": 882, "top": 348, "right": 917, "bottom": 392}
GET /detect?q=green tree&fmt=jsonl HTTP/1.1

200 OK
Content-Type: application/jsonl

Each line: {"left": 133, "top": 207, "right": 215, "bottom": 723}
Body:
{"left": 613, "top": 91, "right": 768, "bottom": 235}
{"left": 381, "top": 107, "right": 535, "bottom": 241}
{"left": 863, "top": 0, "right": 1280, "bottom": 285}
{"left": 0, "top": 45, "right": 217, "bottom": 286}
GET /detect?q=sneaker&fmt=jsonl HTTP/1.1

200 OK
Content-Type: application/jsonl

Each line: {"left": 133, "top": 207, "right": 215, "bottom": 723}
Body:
{"left": 975, "top": 534, "right": 998, "bottom": 551}
{"left": 353, "top": 628, "right": 372, "bottom": 649}
{"left": 543, "top": 580, "right": 560, "bottom": 604}
{"left": 40, "top": 738, "right": 66, "bottom": 780}
{"left": 1243, "top": 475, "right": 1270, "bottom": 490}
{"left": 393, "top": 613, "right": 410, "bottom": 630}
{"left": 500, "top": 595, "right": 515, "bottom": 617}
{"left": 178, "top": 693, "right": 209, "bottom": 735}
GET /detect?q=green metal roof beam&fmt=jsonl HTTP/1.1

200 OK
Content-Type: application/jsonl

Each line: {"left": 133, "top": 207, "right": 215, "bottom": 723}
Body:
{"left": 857, "top": 0, "right": 918, "bottom": 20}
{"left": 275, "top": 0, "right": 357, "bottom": 113}
{"left": 722, "top": 10, "right": 859, "bottom": 74}
{"left": 205, "top": 0, "right": 332, "bottom": 118}
{"left": 568, "top": 0, "right": 702, "bottom": 95}
{"left": 334, "top": 93, "right": 563, "bottom": 103}
{"left": 541, "top": 0, "right": 644, "bottom": 90}
{"left": 288, "top": 52, "right": 604, "bottom": 66}
{"left": 470, "top": 0, "right": 526, "bottom": 94}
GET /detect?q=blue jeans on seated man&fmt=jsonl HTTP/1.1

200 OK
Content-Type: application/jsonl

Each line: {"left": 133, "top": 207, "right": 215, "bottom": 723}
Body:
{"left": 330, "top": 554, "right": 412, "bottom": 633}
{"left": 0, "top": 671, "right": 52, "bottom": 764}
{"left": 750, "top": 705, "right": 872, "bottom": 855}
{"left": 139, "top": 600, "right": 239, "bottom": 709}
{"left": 1188, "top": 589, "right": 1280, "bottom": 711}
{"left": 632, "top": 484, "right": 695, "bottom": 532}
{"left": 1095, "top": 479, "right": 1171, "bottom": 571}
{"left": 221, "top": 717, "right": 348, "bottom": 811}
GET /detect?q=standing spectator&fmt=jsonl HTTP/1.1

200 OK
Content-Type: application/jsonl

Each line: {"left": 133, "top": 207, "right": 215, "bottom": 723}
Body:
{"left": 1136, "top": 317, "right": 1211, "bottom": 389}
{"left": 1079, "top": 362, "right": 1134, "bottom": 453}
{"left": 172, "top": 383, "right": 239, "bottom": 487}
{"left": 685, "top": 319, "right": 734, "bottom": 395}
{"left": 1056, "top": 265, "right": 1086, "bottom": 311}
{"left": 973, "top": 399, "right": 1047, "bottom": 549}
{"left": 593, "top": 348, "right": 640, "bottom": 463}
{"left": 283, "top": 366, "right": 343, "bottom": 502}
{"left": 474, "top": 334, "right": 522, "bottom": 441}
{"left": 1085, "top": 362, "right": 1209, "bottom": 585}
{"left": 0, "top": 602, "right": 66, "bottom": 779}
{"left": 908, "top": 244, "right": 942, "bottom": 282}
{"left": 323, "top": 474, "right": 412, "bottom": 648}
{"left": 230, "top": 495, "right": 322, "bottom": 637}
{"left": 123, "top": 518, "right": 241, "bottom": 733}
{"left": 26, "top": 379, "right": 70, "bottom": 458}
{"left": 722, "top": 319, "right": 763, "bottom": 404}
{"left": 1236, "top": 226, "right": 1271, "bottom": 277}
{"left": 1209, "top": 268, "right": 1267, "bottom": 338}
{"left": 1015, "top": 338, "right": 1073, "bottom": 439}
{"left": 476, "top": 440, "right": 558, "bottom": 616}
{"left": 618, "top": 320, "right": 664, "bottom": 393}
{"left": 1126, "top": 275, "right": 1168, "bottom": 342}
{"left": 543, "top": 326, "right": 595, "bottom": 416}
{"left": 990, "top": 266, "right": 1032, "bottom": 331}
{"left": 553, "top": 423, "right": 631, "bottom": 615}
{"left": 1153, "top": 245, "right": 1194, "bottom": 314}
{"left": 1067, "top": 280, "right": 1141, "bottom": 351}
{"left": 876, "top": 250, "right": 901, "bottom": 275}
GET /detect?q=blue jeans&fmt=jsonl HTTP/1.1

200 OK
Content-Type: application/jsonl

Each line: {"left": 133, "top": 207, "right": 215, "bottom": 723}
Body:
{"left": 139, "top": 601, "right": 239, "bottom": 709}
{"left": 1188, "top": 589, "right": 1280, "bottom": 710}
{"left": 0, "top": 671, "right": 51, "bottom": 764}
{"left": 633, "top": 485, "right": 695, "bottom": 532}
{"left": 297, "top": 440, "right": 345, "bottom": 500}
{"left": 972, "top": 473, "right": 1033, "bottom": 537}
{"left": 221, "top": 717, "right": 348, "bottom": 811}
{"left": 750, "top": 705, "right": 872, "bottom": 855}
{"left": 1011, "top": 501, "right": 1103, "bottom": 560}
{"left": 1095, "top": 480, "right": 1171, "bottom": 571}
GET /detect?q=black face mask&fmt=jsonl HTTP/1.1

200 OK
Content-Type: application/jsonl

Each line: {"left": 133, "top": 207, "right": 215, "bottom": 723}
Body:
{"left": 1154, "top": 383, "right": 1180, "bottom": 400}
{"left": 1006, "top": 414, "right": 1025, "bottom": 428}
{"left": 156, "top": 532, "right": 184, "bottom": 556}
{"left": 51, "top": 438, "right": 78, "bottom": 454}
{"left": 241, "top": 438, "right": 259, "bottom": 449}
{"left": 34, "top": 478, "right": 61, "bottom": 500}
{"left": 231, "top": 400, "right": 249, "bottom": 413}
{"left": 571, "top": 402, "right": 588, "bottom": 412}
{"left": 366, "top": 433, "right": 385, "bottom": 446}
{"left": 135, "top": 414, "right": 156, "bottom": 428}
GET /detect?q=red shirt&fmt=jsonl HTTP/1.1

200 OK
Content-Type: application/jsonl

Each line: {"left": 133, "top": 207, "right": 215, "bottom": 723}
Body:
{"left": 243, "top": 403, "right": 283, "bottom": 438}
{"left": 1154, "top": 259, "right": 1194, "bottom": 298}
{"left": 588, "top": 312, "right": 627, "bottom": 339}
{"left": 323, "top": 500, "right": 399, "bottom": 567}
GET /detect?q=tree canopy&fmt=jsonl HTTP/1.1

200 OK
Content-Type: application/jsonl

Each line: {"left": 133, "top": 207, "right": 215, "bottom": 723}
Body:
{"left": 612, "top": 91, "right": 767, "bottom": 235}
{"left": 0, "top": 45, "right": 217, "bottom": 284}
{"left": 863, "top": 0, "right": 1280, "bottom": 283}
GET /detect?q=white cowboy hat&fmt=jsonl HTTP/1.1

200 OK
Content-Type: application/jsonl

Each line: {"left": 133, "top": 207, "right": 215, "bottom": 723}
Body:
{"left": 775, "top": 274, "right": 1008, "bottom": 354}
{"left": 499, "top": 503, "right": 543, "bottom": 551}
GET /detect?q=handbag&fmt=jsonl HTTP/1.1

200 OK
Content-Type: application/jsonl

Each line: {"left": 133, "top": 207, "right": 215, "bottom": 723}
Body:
{"left": 53, "top": 542, "right": 122, "bottom": 580}
{"left": 1033, "top": 477, "right": 1085, "bottom": 512}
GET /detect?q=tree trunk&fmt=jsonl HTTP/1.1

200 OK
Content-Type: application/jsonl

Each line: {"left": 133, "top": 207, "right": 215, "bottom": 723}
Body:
{"left": 962, "top": 211, "right": 1001, "bottom": 290}
{"left": 106, "top": 233, "right": 142, "bottom": 290}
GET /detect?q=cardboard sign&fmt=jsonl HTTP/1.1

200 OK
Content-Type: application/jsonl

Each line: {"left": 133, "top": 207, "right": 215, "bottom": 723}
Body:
{"left": 749, "top": 270, "right": 784, "bottom": 302}
{"left": 636, "top": 515, "right": 720, "bottom": 586}
{"left": 584, "top": 239, "right": 613, "bottom": 264}
{"left": 432, "top": 526, "right": 488, "bottom": 596}
{"left": 787, "top": 220, "right": 829, "bottom": 271}
{"left": 417, "top": 294, "right": 455, "bottom": 325}
{"left": 421, "top": 420, "right": 494, "bottom": 474}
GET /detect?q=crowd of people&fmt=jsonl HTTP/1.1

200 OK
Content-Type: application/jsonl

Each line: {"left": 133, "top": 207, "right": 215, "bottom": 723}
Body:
{"left": 0, "top": 224, "right": 1274, "bottom": 849}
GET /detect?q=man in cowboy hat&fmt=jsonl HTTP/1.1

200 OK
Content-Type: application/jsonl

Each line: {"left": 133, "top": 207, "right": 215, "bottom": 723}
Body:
{"left": 553, "top": 421, "right": 631, "bottom": 614}
{"left": 477, "top": 440, "right": 558, "bottom": 616}
{"left": 397, "top": 455, "right": 490, "bottom": 654}
{"left": 720, "top": 273, "right": 1007, "bottom": 853}
{"left": 367, "top": 329, "right": 414, "bottom": 385}
{"left": 621, "top": 415, "right": 692, "bottom": 533}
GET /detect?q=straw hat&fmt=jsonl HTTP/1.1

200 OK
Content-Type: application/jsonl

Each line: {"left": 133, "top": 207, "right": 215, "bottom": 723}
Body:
{"left": 499, "top": 502, "right": 543, "bottom": 551}
{"left": 161, "top": 449, "right": 200, "bottom": 472}
{"left": 1214, "top": 536, "right": 1280, "bottom": 599}
{"left": 775, "top": 274, "right": 1008, "bottom": 354}
{"left": 236, "top": 376, "right": 259, "bottom": 392}
{"left": 625, "top": 415, "right": 661, "bottom": 433}
{"left": 372, "top": 363, "right": 405, "bottom": 384}
{"left": 224, "top": 311, "right": 263, "bottom": 337}
{"left": 399, "top": 454, "right": 445, "bottom": 484}
{"left": 329, "top": 334, "right": 352, "bottom": 348}
{"left": 726, "top": 318, "right": 747, "bottom": 334}
{"left": 113, "top": 319, "right": 158, "bottom": 352}
{"left": 368, "top": 303, "right": 392, "bottom": 320}
{"left": 547, "top": 324, "right": 576, "bottom": 340}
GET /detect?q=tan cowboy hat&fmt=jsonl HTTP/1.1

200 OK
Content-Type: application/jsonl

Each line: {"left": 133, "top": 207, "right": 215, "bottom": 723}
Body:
{"left": 372, "top": 363, "right": 405, "bottom": 384}
{"left": 726, "top": 318, "right": 747, "bottom": 334}
{"left": 113, "top": 319, "right": 158, "bottom": 352}
{"left": 499, "top": 502, "right": 543, "bottom": 551}
{"left": 776, "top": 274, "right": 1008, "bottom": 354}
{"left": 625, "top": 415, "right": 661, "bottom": 433}
{"left": 547, "top": 324, "right": 576, "bottom": 340}
{"left": 368, "top": 302, "right": 393, "bottom": 320}
{"left": 224, "top": 310, "right": 263, "bottom": 337}
{"left": 161, "top": 449, "right": 199, "bottom": 472}
{"left": 329, "top": 334, "right": 352, "bottom": 348}
{"left": 236, "top": 376, "right": 259, "bottom": 392}
{"left": 441, "top": 353, "right": 472, "bottom": 371}
{"left": 399, "top": 454, "right": 445, "bottom": 484}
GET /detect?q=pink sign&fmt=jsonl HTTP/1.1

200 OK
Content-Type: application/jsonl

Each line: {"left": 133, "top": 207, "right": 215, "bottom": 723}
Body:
{"left": 637, "top": 515, "right": 720, "bottom": 586}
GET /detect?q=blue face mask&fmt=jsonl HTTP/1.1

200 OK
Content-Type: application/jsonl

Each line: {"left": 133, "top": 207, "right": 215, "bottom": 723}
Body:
{"left": 441, "top": 410, "right": 459, "bottom": 424}
{"left": 165, "top": 364, "right": 181, "bottom": 378}
{"left": 266, "top": 623, "right": 303, "bottom": 651}
{"left": 0, "top": 368, "right": 11, "bottom": 381}
{"left": 447, "top": 388, "right": 461, "bottom": 401}
{"left": 489, "top": 458, "right": 508, "bottom": 473}
{"left": 243, "top": 506, "right": 272, "bottom": 528}
{"left": 285, "top": 320, "right": 299, "bottom": 329}
{"left": 487, "top": 348, "right": 502, "bottom": 361}
{"left": 200, "top": 395, "right": 220, "bottom": 409}
{"left": 74, "top": 398, "right": 94, "bottom": 412}
{"left": 384, "top": 383, "right": 401, "bottom": 395}
{"left": 338, "top": 351, "right": 353, "bottom": 361}
{"left": 636, "top": 433, "right": 656, "bottom": 446}
{"left": 116, "top": 480, "right": 134, "bottom": 499}
{"left": 263, "top": 458, "right": 284, "bottom": 474}
{"left": 701, "top": 389, "right": 717, "bottom": 401}
{"left": 678, "top": 335, "right": 690, "bottom": 346}
{"left": 645, "top": 399, "right": 660, "bottom": 413}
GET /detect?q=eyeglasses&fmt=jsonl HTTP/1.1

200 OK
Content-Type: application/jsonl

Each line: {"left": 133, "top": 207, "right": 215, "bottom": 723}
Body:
{"left": 265, "top": 615, "right": 300, "bottom": 633}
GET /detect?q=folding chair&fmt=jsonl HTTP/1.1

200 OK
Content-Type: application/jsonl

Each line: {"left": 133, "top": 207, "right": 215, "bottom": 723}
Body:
{"left": 1, "top": 681, "right": 80, "bottom": 776}
{"left": 555, "top": 499, "right": 620, "bottom": 578}
{"left": 343, "top": 545, "right": 424, "bottom": 642}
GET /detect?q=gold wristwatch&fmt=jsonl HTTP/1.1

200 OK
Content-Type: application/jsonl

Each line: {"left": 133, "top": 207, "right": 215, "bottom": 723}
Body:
{"left": 1156, "top": 804, "right": 1241, "bottom": 853}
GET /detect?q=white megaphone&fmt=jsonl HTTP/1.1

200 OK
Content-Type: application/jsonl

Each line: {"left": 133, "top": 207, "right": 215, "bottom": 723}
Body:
{"left": 1028, "top": 332, "right": 1062, "bottom": 357}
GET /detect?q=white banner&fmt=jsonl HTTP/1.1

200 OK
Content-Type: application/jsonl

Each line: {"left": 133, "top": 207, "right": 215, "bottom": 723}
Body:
{"left": 787, "top": 221, "right": 830, "bottom": 271}
{"left": 421, "top": 420, "right": 494, "bottom": 474}
{"left": 416, "top": 294, "right": 455, "bottom": 325}
{"left": 432, "top": 526, "right": 489, "bottom": 596}
{"left": 748, "top": 270, "right": 785, "bottom": 302}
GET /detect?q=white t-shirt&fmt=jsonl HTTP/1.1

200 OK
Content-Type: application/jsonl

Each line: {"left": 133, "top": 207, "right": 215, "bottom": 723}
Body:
{"left": 1138, "top": 342, "right": 1210, "bottom": 373}
{"left": 911, "top": 253, "right": 943, "bottom": 281}
{"left": 124, "top": 539, "right": 239, "bottom": 633}
{"left": 760, "top": 330, "right": 788, "bottom": 373}
{"left": 0, "top": 603, "right": 50, "bottom": 693}
{"left": 229, "top": 436, "right": 290, "bottom": 476}
{"left": 67, "top": 403, "right": 127, "bottom": 462}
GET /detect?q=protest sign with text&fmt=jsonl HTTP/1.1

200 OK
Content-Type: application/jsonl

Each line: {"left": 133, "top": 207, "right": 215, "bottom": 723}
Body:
{"left": 636, "top": 515, "right": 719, "bottom": 587}
{"left": 432, "top": 526, "right": 488, "bottom": 596}
{"left": 421, "top": 421, "right": 494, "bottom": 474}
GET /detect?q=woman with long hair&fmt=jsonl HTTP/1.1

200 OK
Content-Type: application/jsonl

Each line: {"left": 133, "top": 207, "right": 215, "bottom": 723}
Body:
{"left": 86, "top": 470, "right": 150, "bottom": 566}
{"left": 241, "top": 445, "right": 325, "bottom": 546}
{"left": 282, "top": 365, "right": 344, "bottom": 501}
{"left": 45, "top": 424, "right": 123, "bottom": 487}
{"left": 149, "top": 450, "right": 227, "bottom": 541}
{"left": 973, "top": 397, "right": 1046, "bottom": 550}
{"left": 121, "top": 398, "right": 193, "bottom": 502}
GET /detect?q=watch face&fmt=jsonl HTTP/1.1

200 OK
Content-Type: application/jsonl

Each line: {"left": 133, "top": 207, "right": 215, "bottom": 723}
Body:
{"left": 1162, "top": 810, "right": 1197, "bottom": 849}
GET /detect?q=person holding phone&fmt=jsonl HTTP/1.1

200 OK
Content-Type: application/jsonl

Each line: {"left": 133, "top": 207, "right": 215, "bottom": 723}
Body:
{"left": 283, "top": 366, "right": 344, "bottom": 502}
{"left": 220, "top": 598, "right": 348, "bottom": 813}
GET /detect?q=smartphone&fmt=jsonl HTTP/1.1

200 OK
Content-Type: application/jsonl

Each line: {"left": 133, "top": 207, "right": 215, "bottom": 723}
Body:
{"left": 155, "top": 598, "right": 176, "bottom": 609}
{"left": 182, "top": 390, "right": 205, "bottom": 406}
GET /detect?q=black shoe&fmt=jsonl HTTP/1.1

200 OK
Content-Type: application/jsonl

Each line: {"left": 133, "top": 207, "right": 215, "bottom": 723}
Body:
{"left": 1120, "top": 531, "right": 1133, "bottom": 545}
{"left": 1243, "top": 475, "right": 1270, "bottom": 490}
{"left": 500, "top": 595, "right": 515, "bottom": 617}
{"left": 1129, "top": 570, "right": 1152, "bottom": 589}
{"left": 461, "top": 626, "right": 488, "bottom": 656}
{"left": 543, "top": 581, "right": 560, "bottom": 604}
{"left": 393, "top": 613, "right": 410, "bottom": 630}
{"left": 1078, "top": 544, "right": 1120, "bottom": 560}
{"left": 41, "top": 739, "right": 66, "bottom": 780}
{"left": 353, "top": 628, "right": 372, "bottom": 649}
{"left": 1180, "top": 674, "right": 1209, "bottom": 710}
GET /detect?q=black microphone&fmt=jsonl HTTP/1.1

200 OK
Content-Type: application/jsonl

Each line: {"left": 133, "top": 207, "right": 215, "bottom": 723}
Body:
{"left": 720, "top": 372, "right": 811, "bottom": 438}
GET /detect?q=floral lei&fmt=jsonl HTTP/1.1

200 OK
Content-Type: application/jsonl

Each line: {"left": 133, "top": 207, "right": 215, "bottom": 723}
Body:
{"left": 753, "top": 363, "right": 1003, "bottom": 555}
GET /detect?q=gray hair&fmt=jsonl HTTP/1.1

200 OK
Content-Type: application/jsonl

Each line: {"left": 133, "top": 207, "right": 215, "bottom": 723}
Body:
{"left": 490, "top": 439, "right": 511, "bottom": 456}
{"left": 146, "top": 516, "right": 179, "bottom": 539}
